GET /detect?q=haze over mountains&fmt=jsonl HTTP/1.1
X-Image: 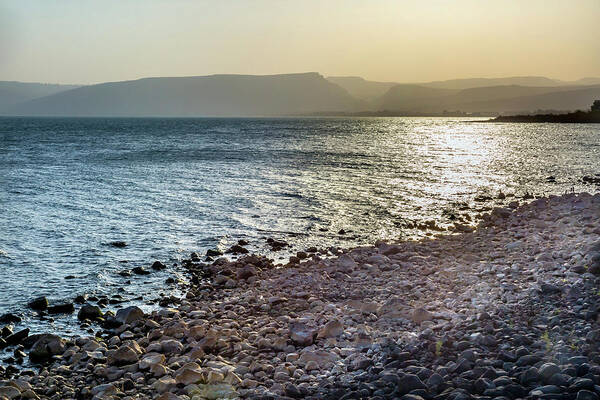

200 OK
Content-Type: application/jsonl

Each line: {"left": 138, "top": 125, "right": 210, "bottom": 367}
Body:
{"left": 1, "top": 73, "right": 599, "bottom": 117}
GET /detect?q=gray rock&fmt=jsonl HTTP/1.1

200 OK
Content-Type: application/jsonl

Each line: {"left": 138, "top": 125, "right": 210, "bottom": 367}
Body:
{"left": 289, "top": 321, "right": 317, "bottom": 346}
{"left": 29, "top": 334, "right": 66, "bottom": 361}
{"left": 115, "top": 306, "right": 145, "bottom": 324}
{"left": 539, "top": 363, "right": 560, "bottom": 383}
{"left": 577, "top": 390, "right": 599, "bottom": 400}
{"left": 399, "top": 374, "right": 426, "bottom": 394}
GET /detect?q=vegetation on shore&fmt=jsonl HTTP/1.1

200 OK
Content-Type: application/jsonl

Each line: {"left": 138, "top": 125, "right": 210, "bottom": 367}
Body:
{"left": 489, "top": 100, "right": 600, "bottom": 123}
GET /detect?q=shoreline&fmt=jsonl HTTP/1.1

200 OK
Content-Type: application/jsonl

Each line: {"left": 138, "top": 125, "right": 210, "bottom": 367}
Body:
{"left": 1, "top": 192, "right": 600, "bottom": 399}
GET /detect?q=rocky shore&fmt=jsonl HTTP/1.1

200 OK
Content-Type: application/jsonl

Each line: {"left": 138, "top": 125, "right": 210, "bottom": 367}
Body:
{"left": 1, "top": 192, "right": 600, "bottom": 400}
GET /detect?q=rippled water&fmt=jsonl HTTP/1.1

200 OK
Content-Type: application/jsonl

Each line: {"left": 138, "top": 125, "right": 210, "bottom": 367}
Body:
{"left": 0, "top": 117, "right": 599, "bottom": 335}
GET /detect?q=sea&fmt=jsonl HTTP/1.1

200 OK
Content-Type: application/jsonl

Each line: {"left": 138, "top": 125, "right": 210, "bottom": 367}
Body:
{"left": 1, "top": 117, "right": 599, "bottom": 336}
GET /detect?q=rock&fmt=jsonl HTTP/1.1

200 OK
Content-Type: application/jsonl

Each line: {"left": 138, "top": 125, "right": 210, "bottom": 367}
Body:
{"left": 188, "top": 383, "right": 237, "bottom": 400}
{"left": 139, "top": 353, "right": 165, "bottom": 370}
{"left": 152, "top": 261, "right": 167, "bottom": 270}
{"left": 317, "top": 319, "right": 343, "bottom": 338}
{"left": 298, "top": 350, "right": 340, "bottom": 369}
{"left": 0, "top": 386, "right": 21, "bottom": 399}
{"left": 206, "top": 249, "right": 223, "bottom": 257}
{"left": 337, "top": 254, "right": 357, "bottom": 271}
{"left": 29, "top": 334, "right": 65, "bottom": 361}
{"left": 156, "top": 394, "right": 183, "bottom": 400}
{"left": 6, "top": 328, "right": 29, "bottom": 345}
{"left": 91, "top": 383, "right": 118, "bottom": 396}
{"left": 161, "top": 339, "right": 184, "bottom": 354}
{"left": 109, "top": 241, "right": 127, "bottom": 248}
{"left": 77, "top": 304, "right": 103, "bottom": 320}
{"left": 347, "top": 353, "right": 372, "bottom": 371}
{"left": 108, "top": 344, "right": 140, "bottom": 365}
{"left": 27, "top": 297, "right": 48, "bottom": 311}
{"left": 132, "top": 266, "right": 150, "bottom": 275}
{"left": 115, "top": 306, "right": 145, "bottom": 324}
{"left": 412, "top": 307, "right": 434, "bottom": 324}
{"left": 399, "top": 374, "right": 427, "bottom": 394}
{"left": 226, "top": 244, "right": 248, "bottom": 254}
{"left": 577, "top": 390, "right": 599, "bottom": 400}
{"left": 0, "top": 313, "right": 21, "bottom": 324}
{"left": 289, "top": 321, "right": 317, "bottom": 346}
{"left": 175, "top": 363, "right": 204, "bottom": 385}
{"left": 539, "top": 363, "right": 560, "bottom": 383}
{"left": 47, "top": 302, "right": 74, "bottom": 314}
{"left": 153, "top": 376, "right": 177, "bottom": 394}
{"left": 236, "top": 265, "right": 256, "bottom": 280}
{"left": 285, "top": 383, "right": 303, "bottom": 398}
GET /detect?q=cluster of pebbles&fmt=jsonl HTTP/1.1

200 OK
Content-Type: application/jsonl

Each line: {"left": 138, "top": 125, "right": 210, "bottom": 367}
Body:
{"left": 0, "top": 192, "right": 599, "bottom": 400}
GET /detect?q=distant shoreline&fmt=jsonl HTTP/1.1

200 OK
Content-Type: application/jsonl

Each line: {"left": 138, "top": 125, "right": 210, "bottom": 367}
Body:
{"left": 484, "top": 109, "right": 600, "bottom": 123}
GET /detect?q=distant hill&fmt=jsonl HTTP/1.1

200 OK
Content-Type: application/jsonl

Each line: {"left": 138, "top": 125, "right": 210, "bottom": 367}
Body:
{"left": 3, "top": 73, "right": 361, "bottom": 117}
{"left": 0, "top": 81, "right": 80, "bottom": 110}
{"left": 571, "top": 77, "right": 600, "bottom": 86}
{"left": 3, "top": 73, "right": 600, "bottom": 117}
{"left": 420, "top": 76, "right": 562, "bottom": 90}
{"left": 375, "top": 83, "right": 600, "bottom": 114}
{"left": 326, "top": 76, "right": 398, "bottom": 101}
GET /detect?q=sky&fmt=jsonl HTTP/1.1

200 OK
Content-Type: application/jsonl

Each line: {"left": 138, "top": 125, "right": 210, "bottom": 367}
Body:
{"left": 1, "top": 0, "right": 599, "bottom": 85}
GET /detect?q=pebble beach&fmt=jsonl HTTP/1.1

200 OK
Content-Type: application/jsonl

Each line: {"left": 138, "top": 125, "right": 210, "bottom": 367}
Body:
{"left": 1, "top": 191, "right": 600, "bottom": 400}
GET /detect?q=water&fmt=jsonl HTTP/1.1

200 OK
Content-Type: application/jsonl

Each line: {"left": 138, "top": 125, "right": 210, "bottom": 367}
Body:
{"left": 1, "top": 117, "right": 599, "bottom": 336}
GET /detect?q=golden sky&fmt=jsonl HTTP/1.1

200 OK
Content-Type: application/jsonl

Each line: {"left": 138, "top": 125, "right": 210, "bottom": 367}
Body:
{"left": 1, "top": 0, "right": 599, "bottom": 84}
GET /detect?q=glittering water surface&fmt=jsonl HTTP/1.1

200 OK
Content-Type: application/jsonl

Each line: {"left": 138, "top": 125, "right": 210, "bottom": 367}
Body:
{"left": 0, "top": 117, "right": 599, "bottom": 335}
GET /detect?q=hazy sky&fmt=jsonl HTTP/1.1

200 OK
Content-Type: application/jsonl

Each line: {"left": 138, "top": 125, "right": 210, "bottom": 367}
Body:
{"left": 1, "top": 0, "right": 599, "bottom": 85}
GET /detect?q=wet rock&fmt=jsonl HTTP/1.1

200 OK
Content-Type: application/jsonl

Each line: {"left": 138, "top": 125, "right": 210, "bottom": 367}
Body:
{"left": 132, "top": 266, "right": 150, "bottom": 275}
{"left": 1, "top": 325, "right": 13, "bottom": 338}
{"left": 115, "top": 306, "right": 145, "bottom": 324}
{"left": 77, "top": 304, "right": 103, "bottom": 321}
{"left": 152, "top": 261, "right": 167, "bottom": 270}
{"left": 47, "top": 302, "right": 74, "bottom": 314}
{"left": 6, "top": 328, "right": 29, "bottom": 345}
{"left": 0, "top": 313, "right": 22, "bottom": 324}
{"left": 226, "top": 244, "right": 249, "bottom": 254}
{"left": 206, "top": 249, "right": 223, "bottom": 257}
{"left": 27, "top": 296, "right": 48, "bottom": 311}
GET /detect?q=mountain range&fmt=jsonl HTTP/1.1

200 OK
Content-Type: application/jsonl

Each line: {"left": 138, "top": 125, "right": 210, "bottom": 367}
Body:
{"left": 1, "top": 73, "right": 599, "bottom": 117}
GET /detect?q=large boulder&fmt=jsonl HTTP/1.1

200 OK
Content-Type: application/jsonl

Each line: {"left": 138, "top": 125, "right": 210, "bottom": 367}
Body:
{"left": 29, "top": 334, "right": 66, "bottom": 361}
{"left": 115, "top": 306, "right": 145, "bottom": 325}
